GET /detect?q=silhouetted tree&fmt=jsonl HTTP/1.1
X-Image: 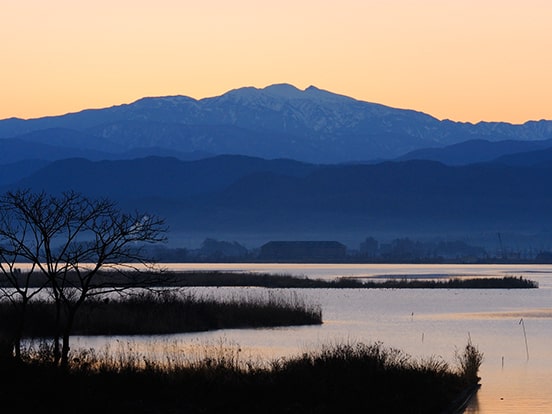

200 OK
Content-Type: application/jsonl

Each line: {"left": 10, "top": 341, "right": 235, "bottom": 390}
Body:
{"left": 197, "top": 238, "right": 248, "bottom": 260}
{"left": 0, "top": 190, "right": 167, "bottom": 366}
{"left": 0, "top": 259, "right": 45, "bottom": 360}
{"left": 359, "top": 237, "right": 379, "bottom": 258}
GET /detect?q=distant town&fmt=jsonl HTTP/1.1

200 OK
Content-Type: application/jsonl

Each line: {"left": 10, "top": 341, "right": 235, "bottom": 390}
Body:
{"left": 149, "top": 237, "right": 552, "bottom": 264}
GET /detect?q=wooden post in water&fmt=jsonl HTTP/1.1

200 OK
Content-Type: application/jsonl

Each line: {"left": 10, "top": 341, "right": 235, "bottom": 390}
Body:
{"left": 519, "top": 318, "right": 529, "bottom": 360}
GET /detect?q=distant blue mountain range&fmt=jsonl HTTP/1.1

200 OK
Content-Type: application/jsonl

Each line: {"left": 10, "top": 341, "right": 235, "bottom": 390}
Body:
{"left": 2, "top": 84, "right": 552, "bottom": 247}
{"left": 1, "top": 83, "right": 552, "bottom": 163}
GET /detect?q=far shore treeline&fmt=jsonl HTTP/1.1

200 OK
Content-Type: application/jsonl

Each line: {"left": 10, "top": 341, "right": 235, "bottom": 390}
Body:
{"left": 148, "top": 236, "right": 552, "bottom": 264}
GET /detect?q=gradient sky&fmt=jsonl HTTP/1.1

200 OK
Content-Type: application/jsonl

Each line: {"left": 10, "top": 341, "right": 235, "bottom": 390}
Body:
{"left": 2, "top": 0, "right": 551, "bottom": 123}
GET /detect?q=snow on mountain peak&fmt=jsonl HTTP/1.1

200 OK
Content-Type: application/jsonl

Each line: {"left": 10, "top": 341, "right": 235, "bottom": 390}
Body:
{"left": 212, "top": 83, "right": 359, "bottom": 109}
{"left": 262, "top": 84, "right": 355, "bottom": 104}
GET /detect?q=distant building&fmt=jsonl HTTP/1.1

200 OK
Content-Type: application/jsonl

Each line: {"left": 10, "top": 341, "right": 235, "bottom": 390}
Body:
{"left": 259, "top": 241, "right": 347, "bottom": 262}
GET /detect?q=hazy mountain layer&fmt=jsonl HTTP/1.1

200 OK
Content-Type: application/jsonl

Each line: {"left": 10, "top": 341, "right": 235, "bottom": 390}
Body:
{"left": 4, "top": 155, "right": 551, "bottom": 247}
{"left": 397, "top": 139, "right": 552, "bottom": 165}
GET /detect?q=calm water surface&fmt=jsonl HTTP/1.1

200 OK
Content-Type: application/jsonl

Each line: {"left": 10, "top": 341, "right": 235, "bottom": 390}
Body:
{"left": 75, "top": 264, "right": 552, "bottom": 413}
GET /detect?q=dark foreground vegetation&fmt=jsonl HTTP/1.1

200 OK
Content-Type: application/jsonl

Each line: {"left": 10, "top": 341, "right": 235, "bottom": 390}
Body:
{"left": 0, "top": 291, "right": 322, "bottom": 339}
{"left": 0, "top": 340, "right": 482, "bottom": 414}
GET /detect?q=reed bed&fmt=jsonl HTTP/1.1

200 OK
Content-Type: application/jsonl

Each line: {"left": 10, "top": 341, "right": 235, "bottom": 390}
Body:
{"left": 146, "top": 271, "right": 539, "bottom": 289}
{"left": 1, "top": 269, "right": 537, "bottom": 289}
{"left": 0, "top": 290, "right": 322, "bottom": 338}
{"left": 3, "top": 339, "right": 482, "bottom": 414}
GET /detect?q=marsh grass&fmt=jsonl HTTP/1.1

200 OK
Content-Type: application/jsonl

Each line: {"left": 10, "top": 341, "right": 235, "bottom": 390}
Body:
{"left": 0, "top": 290, "right": 322, "bottom": 338}
{"left": 148, "top": 271, "right": 539, "bottom": 289}
{"left": 455, "top": 338, "right": 484, "bottom": 384}
{"left": 4, "top": 339, "right": 480, "bottom": 414}
{"left": 1, "top": 269, "right": 537, "bottom": 289}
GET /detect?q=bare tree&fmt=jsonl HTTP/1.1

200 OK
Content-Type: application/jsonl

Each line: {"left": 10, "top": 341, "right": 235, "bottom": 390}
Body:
{"left": 0, "top": 240, "right": 46, "bottom": 360}
{"left": 0, "top": 190, "right": 167, "bottom": 366}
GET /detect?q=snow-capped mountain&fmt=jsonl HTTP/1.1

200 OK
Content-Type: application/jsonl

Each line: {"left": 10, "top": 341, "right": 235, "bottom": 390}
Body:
{"left": 1, "top": 83, "right": 551, "bottom": 163}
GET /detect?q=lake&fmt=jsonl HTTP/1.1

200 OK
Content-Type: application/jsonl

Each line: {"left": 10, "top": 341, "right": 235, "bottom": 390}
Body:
{"left": 73, "top": 263, "right": 552, "bottom": 413}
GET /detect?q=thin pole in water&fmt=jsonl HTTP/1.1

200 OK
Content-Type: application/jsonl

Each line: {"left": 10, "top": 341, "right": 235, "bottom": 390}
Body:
{"left": 519, "top": 318, "right": 529, "bottom": 360}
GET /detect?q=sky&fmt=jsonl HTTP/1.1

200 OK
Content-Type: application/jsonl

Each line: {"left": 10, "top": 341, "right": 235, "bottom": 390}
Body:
{"left": 2, "top": 0, "right": 552, "bottom": 123}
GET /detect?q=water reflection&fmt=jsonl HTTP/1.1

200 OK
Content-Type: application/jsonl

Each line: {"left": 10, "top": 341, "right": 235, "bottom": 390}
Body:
{"left": 465, "top": 394, "right": 481, "bottom": 413}
{"left": 428, "top": 308, "right": 552, "bottom": 320}
{"left": 66, "top": 264, "right": 552, "bottom": 413}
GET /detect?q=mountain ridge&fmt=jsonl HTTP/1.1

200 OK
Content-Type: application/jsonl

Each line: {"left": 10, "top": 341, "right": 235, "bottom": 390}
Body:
{"left": 2, "top": 84, "right": 551, "bottom": 163}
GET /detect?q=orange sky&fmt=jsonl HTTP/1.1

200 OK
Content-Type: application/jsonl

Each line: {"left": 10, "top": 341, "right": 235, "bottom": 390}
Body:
{"left": 2, "top": 0, "right": 551, "bottom": 123}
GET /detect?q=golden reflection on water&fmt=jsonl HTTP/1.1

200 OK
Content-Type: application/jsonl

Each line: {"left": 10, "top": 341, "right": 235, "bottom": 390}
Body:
{"left": 463, "top": 351, "right": 552, "bottom": 414}
{"left": 466, "top": 382, "right": 552, "bottom": 414}
{"left": 429, "top": 308, "right": 552, "bottom": 320}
